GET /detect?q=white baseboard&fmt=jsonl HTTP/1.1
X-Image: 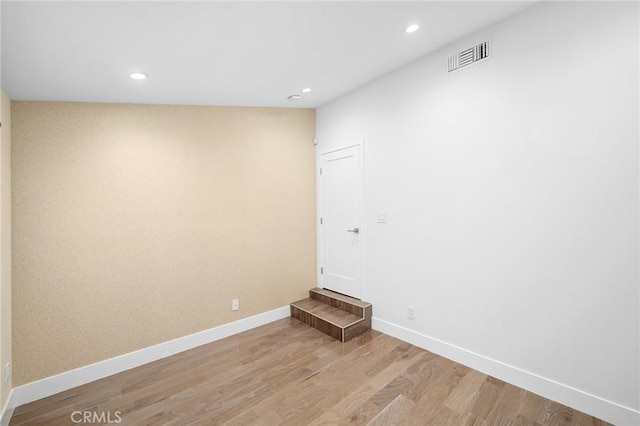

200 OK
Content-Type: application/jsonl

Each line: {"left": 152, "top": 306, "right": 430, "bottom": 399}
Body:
{"left": 372, "top": 317, "right": 639, "bottom": 426}
{"left": 1, "top": 389, "right": 14, "bottom": 426}
{"left": 8, "top": 306, "right": 290, "bottom": 413}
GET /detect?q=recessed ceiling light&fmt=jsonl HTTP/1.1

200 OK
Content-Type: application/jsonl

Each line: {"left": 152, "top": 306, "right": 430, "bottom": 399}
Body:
{"left": 405, "top": 24, "right": 420, "bottom": 33}
{"left": 302, "top": 88, "right": 312, "bottom": 93}
{"left": 130, "top": 72, "right": 147, "bottom": 80}
{"left": 288, "top": 95, "right": 302, "bottom": 101}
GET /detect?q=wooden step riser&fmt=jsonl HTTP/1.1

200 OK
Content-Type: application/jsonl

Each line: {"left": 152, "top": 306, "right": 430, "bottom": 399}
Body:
{"left": 290, "top": 302, "right": 371, "bottom": 343}
{"left": 343, "top": 316, "right": 372, "bottom": 342}
{"left": 309, "top": 289, "right": 372, "bottom": 319}
{"left": 310, "top": 291, "right": 364, "bottom": 317}
{"left": 290, "top": 304, "right": 344, "bottom": 342}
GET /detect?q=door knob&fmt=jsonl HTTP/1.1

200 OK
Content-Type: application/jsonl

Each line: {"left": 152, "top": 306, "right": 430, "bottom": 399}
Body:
{"left": 347, "top": 228, "right": 360, "bottom": 234}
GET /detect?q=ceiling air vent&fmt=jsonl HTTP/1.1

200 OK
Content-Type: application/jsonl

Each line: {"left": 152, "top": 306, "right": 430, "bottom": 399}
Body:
{"left": 448, "top": 40, "right": 490, "bottom": 73}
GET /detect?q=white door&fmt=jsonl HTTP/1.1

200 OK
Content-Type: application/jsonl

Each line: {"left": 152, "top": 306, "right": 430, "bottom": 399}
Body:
{"left": 319, "top": 144, "right": 362, "bottom": 299}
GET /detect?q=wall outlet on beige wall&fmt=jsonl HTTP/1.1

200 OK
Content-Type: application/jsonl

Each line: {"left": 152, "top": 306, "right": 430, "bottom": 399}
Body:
{"left": 231, "top": 299, "right": 239, "bottom": 311}
{"left": 3, "top": 363, "right": 10, "bottom": 385}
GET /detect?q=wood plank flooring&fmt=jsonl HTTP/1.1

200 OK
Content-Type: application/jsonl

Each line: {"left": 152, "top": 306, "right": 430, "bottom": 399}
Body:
{"left": 10, "top": 318, "right": 610, "bottom": 426}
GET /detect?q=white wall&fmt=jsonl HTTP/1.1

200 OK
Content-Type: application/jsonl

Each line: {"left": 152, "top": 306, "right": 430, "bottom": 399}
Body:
{"left": 317, "top": 2, "right": 639, "bottom": 424}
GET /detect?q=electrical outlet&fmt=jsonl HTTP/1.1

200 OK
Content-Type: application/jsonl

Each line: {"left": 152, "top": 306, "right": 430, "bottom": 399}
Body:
{"left": 407, "top": 305, "right": 415, "bottom": 320}
{"left": 231, "top": 299, "right": 239, "bottom": 311}
{"left": 3, "top": 363, "right": 10, "bottom": 385}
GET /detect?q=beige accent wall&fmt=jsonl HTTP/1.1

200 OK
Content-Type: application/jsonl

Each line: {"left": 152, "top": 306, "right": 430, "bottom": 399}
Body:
{"left": 12, "top": 102, "right": 316, "bottom": 385}
{"left": 1, "top": 91, "right": 12, "bottom": 410}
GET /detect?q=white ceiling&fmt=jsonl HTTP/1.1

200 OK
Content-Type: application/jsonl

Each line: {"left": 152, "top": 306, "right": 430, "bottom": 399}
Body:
{"left": 1, "top": 1, "right": 535, "bottom": 108}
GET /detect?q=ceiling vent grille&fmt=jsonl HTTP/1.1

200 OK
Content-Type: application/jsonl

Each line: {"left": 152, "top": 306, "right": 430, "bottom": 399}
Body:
{"left": 448, "top": 41, "right": 490, "bottom": 73}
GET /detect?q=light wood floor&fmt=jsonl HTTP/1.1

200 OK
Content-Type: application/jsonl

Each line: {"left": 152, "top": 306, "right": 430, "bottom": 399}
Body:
{"left": 10, "top": 318, "right": 609, "bottom": 425}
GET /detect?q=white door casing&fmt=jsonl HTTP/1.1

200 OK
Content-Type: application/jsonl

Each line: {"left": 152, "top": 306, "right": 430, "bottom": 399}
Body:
{"left": 318, "top": 143, "right": 363, "bottom": 299}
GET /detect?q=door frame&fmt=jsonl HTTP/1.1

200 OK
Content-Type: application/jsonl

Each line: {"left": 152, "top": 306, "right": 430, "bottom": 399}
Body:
{"left": 316, "top": 140, "right": 365, "bottom": 299}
